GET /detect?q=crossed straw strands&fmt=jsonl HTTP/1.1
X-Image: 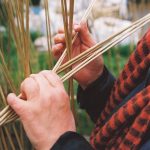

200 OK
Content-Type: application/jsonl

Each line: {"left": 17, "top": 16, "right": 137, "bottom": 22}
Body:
{"left": 0, "top": 0, "right": 97, "bottom": 125}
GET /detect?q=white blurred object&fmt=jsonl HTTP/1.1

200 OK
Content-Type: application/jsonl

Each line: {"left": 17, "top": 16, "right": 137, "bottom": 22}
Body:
{"left": 104, "top": 0, "right": 122, "bottom": 7}
{"left": 34, "top": 36, "right": 48, "bottom": 51}
{"left": 74, "top": 11, "right": 86, "bottom": 22}
{"left": 93, "top": 17, "right": 139, "bottom": 45}
{"left": 104, "top": 0, "right": 128, "bottom": 19}
{"left": 74, "top": 0, "right": 91, "bottom": 13}
{"left": 119, "top": 0, "right": 128, "bottom": 19}
{"left": 0, "top": 26, "right": 6, "bottom": 33}
{"left": 40, "top": 9, "right": 63, "bottom": 35}
{"left": 29, "top": 11, "right": 42, "bottom": 33}
{"left": 29, "top": 6, "right": 63, "bottom": 35}
{"left": 92, "top": 0, "right": 125, "bottom": 19}
{"left": 41, "top": 0, "right": 91, "bottom": 13}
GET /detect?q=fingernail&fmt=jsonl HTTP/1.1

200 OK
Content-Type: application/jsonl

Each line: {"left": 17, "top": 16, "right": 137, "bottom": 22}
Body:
{"left": 7, "top": 93, "right": 16, "bottom": 103}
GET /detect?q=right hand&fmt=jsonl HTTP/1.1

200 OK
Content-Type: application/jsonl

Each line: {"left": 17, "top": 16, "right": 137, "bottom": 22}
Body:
{"left": 7, "top": 71, "right": 75, "bottom": 150}
{"left": 52, "top": 22, "right": 104, "bottom": 89}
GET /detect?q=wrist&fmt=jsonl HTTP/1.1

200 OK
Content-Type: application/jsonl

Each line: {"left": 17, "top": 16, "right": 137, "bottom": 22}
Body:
{"left": 33, "top": 134, "right": 53, "bottom": 150}
{"left": 34, "top": 139, "right": 51, "bottom": 150}
{"left": 36, "top": 144, "right": 50, "bottom": 150}
{"left": 35, "top": 129, "right": 76, "bottom": 150}
{"left": 80, "top": 64, "right": 104, "bottom": 89}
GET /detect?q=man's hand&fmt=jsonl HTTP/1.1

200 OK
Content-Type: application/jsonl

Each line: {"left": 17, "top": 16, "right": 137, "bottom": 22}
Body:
{"left": 52, "top": 21, "right": 104, "bottom": 89}
{"left": 7, "top": 71, "right": 76, "bottom": 150}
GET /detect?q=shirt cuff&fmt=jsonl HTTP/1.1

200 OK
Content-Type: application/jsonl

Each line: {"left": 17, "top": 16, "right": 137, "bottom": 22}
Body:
{"left": 51, "top": 131, "right": 93, "bottom": 150}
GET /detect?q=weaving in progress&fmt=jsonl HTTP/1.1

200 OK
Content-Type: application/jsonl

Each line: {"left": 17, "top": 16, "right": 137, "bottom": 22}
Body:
{"left": 0, "top": 0, "right": 150, "bottom": 149}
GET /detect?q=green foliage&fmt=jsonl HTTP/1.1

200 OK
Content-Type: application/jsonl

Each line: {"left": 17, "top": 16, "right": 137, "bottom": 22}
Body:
{"left": 103, "top": 44, "right": 135, "bottom": 76}
{"left": 77, "top": 110, "right": 94, "bottom": 135}
{"left": 30, "top": 32, "right": 41, "bottom": 42}
{"left": 0, "top": 3, "right": 7, "bottom": 26}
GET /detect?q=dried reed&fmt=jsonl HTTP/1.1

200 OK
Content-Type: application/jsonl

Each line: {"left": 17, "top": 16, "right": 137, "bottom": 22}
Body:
{"left": 44, "top": 0, "right": 54, "bottom": 68}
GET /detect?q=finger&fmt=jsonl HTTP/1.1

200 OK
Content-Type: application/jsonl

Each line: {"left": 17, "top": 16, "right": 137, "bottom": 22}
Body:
{"left": 72, "top": 30, "right": 76, "bottom": 37}
{"left": 52, "top": 43, "right": 65, "bottom": 59}
{"left": 51, "top": 71, "right": 64, "bottom": 87}
{"left": 40, "top": 70, "right": 63, "bottom": 88}
{"left": 54, "top": 34, "right": 65, "bottom": 44}
{"left": 79, "top": 21, "right": 95, "bottom": 45}
{"left": 58, "top": 27, "right": 65, "bottom": 34}
{"left": 73, "top": 24, "right": 81, "bottom": 32}
{"left": 80, "top": 21, "right": 90, "bottom": 35}
{"left": 58, "top": 24, "right": 80, "bottom": 34}
{"left": 20, "top": 77, "right": 39, "bottom": 100}
{"left": 54, "top": 31, "right": 76, "bottom": 44}
{"left": 30, "top": 73, "right": 54, "bottom": 90}
{"left": 7, "top": 93, "right": 29, "bottom": 117}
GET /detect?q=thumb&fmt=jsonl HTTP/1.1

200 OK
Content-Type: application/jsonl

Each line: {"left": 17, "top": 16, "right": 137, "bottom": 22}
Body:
{"left": 7, "top": 93, "right": 28, "bottom": 117}
{"left": 80, "top": 21, "right": 95, "bottom": 46}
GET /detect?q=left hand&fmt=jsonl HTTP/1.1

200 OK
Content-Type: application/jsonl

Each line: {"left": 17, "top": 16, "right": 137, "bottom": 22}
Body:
{"left": 52, "top": 22, "right": 104, "bottom": 89}
{"left": 7, "top": 71, "right": 76, "bottom": 150}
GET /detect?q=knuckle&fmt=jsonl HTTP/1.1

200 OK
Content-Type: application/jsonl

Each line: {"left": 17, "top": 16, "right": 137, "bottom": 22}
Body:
{"left": 54, "top": 34, "right": 58, "bottom": 41}
{"left": 20, "top": 78, "right": 28, "bottom": 91}
{"left": 20, "top": 77, "right": 37, "bottom": 93}
{"left": 57, "top": 35, "right": 61, "bottom": 42}
{"left": 57, "top": 43, "right": 62, "bottom": 49}
{"left": 52, "top": 45, "right": 55, "bottom": 51}
{"left": 53, "top": 45, "right": 59, "bottom": 52}
{"left": 51, "top": 71, "right": 59, "bottom": 77}
{"left": 58, "top": 28, "right": 63, "bottom": 32}
{"left": 57, "top": 88, "right": 68, "bottom": 102}
{"left": 40, "top": 70, "right": 50, "bottom": 75}
{"left": 52, "top": 45, "right": 57, "bottom": 53}
{"left": 54, "top": 34, "right": 62, "bottom": 43}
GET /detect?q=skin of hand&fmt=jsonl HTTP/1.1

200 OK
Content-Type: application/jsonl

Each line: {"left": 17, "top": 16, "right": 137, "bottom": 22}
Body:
{"left": 52, "top": 21, "right": 104, "bottom": 89}
{"left": 7, "top": 71, "right": 76, "bottom": 150}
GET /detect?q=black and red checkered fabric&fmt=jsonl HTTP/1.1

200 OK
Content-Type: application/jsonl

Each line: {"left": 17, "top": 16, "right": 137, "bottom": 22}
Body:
{"left": 90, "top": 29, "right": 150, "bottom": 150}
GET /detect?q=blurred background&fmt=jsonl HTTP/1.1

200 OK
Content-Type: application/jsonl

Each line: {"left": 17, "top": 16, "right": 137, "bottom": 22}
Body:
{"left": 0, "top": 0, "right": 150, "bottom": 149}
